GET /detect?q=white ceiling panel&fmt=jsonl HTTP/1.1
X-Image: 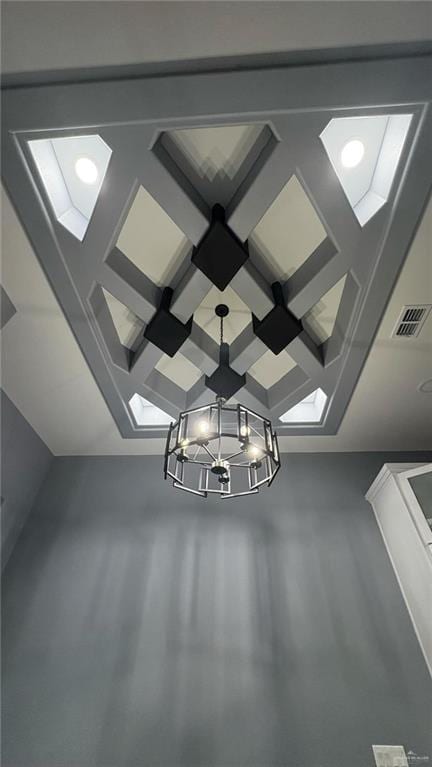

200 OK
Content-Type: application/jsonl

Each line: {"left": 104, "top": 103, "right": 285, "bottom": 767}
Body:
{"left": 167, "top": 124, "right": 264, "bottom": 182}
{"left": 304, "top": 276, "right": 347, "bottom": 345}
{"left": 102, "top": 288, "right": 144, "bottom": 349}
{"left": 250, "top": 175, "right": 326, "bottom": 282}
{"left": 155, "top": 353, "right": 202, "bottom": 390}
{"left": 249, "top": 350, "right": 297, "bottom": 389}
{"left": 117, "top": 185, "right": 190, "bottom": 287}
{"left": 194, "top": 285, "right": 251, "bottom": 345}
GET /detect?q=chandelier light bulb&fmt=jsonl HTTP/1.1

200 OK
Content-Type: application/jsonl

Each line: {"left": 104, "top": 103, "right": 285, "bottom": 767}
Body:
{"left": 198, "top": 420, "right": 209, "bottom": 433}
{"left": 340, "top": 139, "right": 365, "bottom": 169}
{"left": 249, "top": 445, "right": 263, "bottom": 471}
{"left": 240, "top": 425, "right": 251, "bottom": 437}
{"left": 75, "top": 156, "right": 98, "bottom": 184}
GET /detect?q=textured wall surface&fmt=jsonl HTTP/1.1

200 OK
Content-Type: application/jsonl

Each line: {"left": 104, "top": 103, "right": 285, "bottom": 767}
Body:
{"left": 1, "top": 389, "right": 53, "bottom": 568}
{"left": 3, "top": 452, "right": 432, "bottom": 767}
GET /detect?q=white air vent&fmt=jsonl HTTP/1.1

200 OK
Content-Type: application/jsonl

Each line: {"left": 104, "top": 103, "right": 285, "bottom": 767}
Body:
{"left": 392, "top": 305, "right": 431, "bottom": 338}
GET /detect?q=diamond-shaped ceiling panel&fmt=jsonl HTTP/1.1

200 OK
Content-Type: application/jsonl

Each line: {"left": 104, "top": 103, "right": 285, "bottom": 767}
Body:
{"left": 160, "top": 123, "right": 273, "bottom": 208}
{"left": 155, "top": 353, "right": 202, "bottom": 391}
{"left": 303, "top": 276, "right": 346, "bottom": 345}
{"left": 250, "top": 175, "right": 327, "bottom": 282}
{"left": 248, "top": 350, "right": 297, "bottom": 389}
{"left": 102, "top": 288, "right": 144, "bottom": 350}
{"left": 116, "top": 186, "right": 190, "bottom": 287}
{"left": 168, "top": 124, "right": 263, "bottom": 181}
{"left": 193, "top": 285, "right": 251, "bottom": 345}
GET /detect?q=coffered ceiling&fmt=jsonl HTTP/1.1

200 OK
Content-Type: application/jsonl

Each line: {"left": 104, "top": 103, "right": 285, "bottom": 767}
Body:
{"left": 2, "top": 186, "right": 431, "bottom": 455}
{"left": 1, "top": 2, "right": 431, "bottom": 455}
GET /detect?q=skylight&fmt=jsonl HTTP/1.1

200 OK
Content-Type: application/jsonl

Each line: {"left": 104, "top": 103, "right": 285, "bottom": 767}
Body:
{"left": 129, "top": 393, "right": 172, "bottom": 427}
{"left": 279, "top": 388, "right": 328, "bottom": 424}
{"left": 28, "top": 135, "right": 112, "bottom": 241}
{"left": 320, "top": 114, "right": 412, "bottom": 226}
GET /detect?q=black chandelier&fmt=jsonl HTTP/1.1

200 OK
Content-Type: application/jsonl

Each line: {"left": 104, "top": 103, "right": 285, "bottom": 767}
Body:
{"left": 164, "top": 304, "right": 281, "bottom": 498}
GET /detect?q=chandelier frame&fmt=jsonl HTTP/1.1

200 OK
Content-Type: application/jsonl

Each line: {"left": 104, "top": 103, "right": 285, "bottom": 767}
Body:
{"left": 164, "top": 398, "right": 281, "bottom": 499}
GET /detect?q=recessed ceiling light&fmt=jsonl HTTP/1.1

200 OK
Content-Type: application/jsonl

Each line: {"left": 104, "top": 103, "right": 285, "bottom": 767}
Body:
{"left": 28, "top": 134, "right": 112, "bottom": 240}
{"left": 321, "top": 114, "right": 412, "bottom": 225}
{"left": 75, "top": 156, "right": 98, "bottom": 184}
{"left": 340, "top": 139, "right": 365, "bottom": 169}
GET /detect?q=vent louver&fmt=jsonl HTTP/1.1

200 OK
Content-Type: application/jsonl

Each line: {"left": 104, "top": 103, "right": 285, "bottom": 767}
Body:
{"left": 392, "top": 305, "right": 431, "bottom": 338}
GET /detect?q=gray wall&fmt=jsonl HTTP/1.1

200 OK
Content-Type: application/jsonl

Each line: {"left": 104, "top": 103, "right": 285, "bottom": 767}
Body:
{"left": 3, "top": 452, "right": 432, "bottom": 767}
{"left": 409, "top": 469, "right": 432, "bottom": 520}
{"left": 1, "top": 389, "right": 53, "bottom": 568}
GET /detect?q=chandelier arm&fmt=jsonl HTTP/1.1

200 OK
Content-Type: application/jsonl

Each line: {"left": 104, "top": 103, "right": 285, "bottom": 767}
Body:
{"left": 224, "top": 450, "right": 246, "bottom": 462}
{"left": 200, "top": 443, "right": 218, "bottom": 461}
